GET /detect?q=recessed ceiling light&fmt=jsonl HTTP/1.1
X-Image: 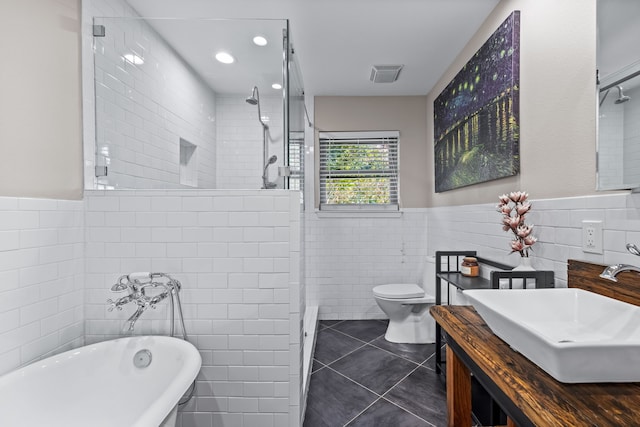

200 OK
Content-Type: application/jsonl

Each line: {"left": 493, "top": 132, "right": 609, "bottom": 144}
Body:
{"left": 272, "top": 83, "right": 282, "bottom": 90}
{"left": 215, "top": 52, "right": 235, "bottom": 64}
{"left": 253, "top": 36, "right": 268, "bottom": 46}
{"left": 123, "top": 53, "right": 144, "bottom": 65}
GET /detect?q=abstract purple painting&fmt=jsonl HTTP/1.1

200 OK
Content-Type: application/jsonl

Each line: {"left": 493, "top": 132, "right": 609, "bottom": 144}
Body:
{"left": 434, "top": 11, "right": 520, "bottom": 192}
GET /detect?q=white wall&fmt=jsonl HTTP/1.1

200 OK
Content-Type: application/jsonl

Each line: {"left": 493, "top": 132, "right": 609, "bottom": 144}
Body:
{"left": 0, "top": 0, "right": 83, "bottom": 199}
{"left": 87, "top": 0, "right": 217, "bottom": 190}
{"left": 598, "top": 101, "right": 624, "bottom": 189}
{"left": 427, "top": 0, "right": 598, "bottom": 207}
{"left": 308, "top": 192, "right": 640, "bottom": 320}
{"left": 216, "top": 95, "right": 284, "bottom": 189}
{"left": 0, "top": 197, "right": 84, "bottom": 375}
{"left": 427, "top": 192, "right": 640, "bottom": 287}
{"left": 313, "top": 96, "right": 428, "bottom": 208}
{"left": 623, "top": 85, "right": 640, "bottom": 185}
{"left": 83, "top": 190, "right": 302, "bottom": 427}
{"left": 306, "top": 210, "right": 428, "bottom": 320}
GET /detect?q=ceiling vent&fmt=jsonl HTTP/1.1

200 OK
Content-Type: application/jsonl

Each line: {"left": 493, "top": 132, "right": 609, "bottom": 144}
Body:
{"left": 370, "top": 65, "right": 403, "bottom": 83}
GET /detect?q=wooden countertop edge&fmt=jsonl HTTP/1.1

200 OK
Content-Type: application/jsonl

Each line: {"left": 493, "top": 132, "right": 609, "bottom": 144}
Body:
{"left": 430, "top": 305, "right": 640, "bottom": 426}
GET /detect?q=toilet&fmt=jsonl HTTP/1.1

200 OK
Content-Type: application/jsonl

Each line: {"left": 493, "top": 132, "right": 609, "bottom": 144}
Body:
{"left": 372, "top": 257, "right": 437, "bottom": 344}
{"left": 373, "top": 284, "right": 436, "bottom": 343}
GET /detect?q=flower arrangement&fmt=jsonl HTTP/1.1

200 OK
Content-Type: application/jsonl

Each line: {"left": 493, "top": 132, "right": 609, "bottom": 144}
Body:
{"left": 497, "top": 191, "right": 537, "bottom": 257}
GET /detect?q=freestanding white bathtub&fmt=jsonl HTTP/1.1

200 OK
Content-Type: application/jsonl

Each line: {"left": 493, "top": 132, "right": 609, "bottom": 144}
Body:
{"left": 0, "top": 336, "right": 201, "bottom": 427}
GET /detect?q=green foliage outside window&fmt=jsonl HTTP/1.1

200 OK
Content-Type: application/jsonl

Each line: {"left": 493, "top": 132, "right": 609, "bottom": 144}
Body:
{"left": 323, "top": 143, "right": 394, "bottom": 205}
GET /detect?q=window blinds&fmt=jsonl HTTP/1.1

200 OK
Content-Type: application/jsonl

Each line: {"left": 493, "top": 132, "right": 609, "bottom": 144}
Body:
{"left": 318, "top": 131, "right": 399, "bottom": 209}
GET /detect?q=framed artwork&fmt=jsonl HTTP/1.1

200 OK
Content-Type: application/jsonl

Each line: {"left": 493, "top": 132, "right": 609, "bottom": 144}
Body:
{"left": 434, "top": 11, "right": 520, "bottom": 192}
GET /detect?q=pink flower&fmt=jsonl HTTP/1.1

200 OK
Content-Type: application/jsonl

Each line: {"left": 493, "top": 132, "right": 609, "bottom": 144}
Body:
{"left": 500, "top": 205, "right": 512, "bottom": 215}
{"left": 511, "top": 240, "right": 524, "bottom": 252}
{"left": 503, "top": 215, "right": 520, "bottom": 230}
{"left": 498, "top": 191, "right": 537, "bottom": 257}
{"left": 509, "top": 191, "right": 528, "bottom": 203}
{"left": 516, "top": 202, "right": 531, "bottom": 215}
{"left": 516, "top": 224, "right": 532, "bottom": 238}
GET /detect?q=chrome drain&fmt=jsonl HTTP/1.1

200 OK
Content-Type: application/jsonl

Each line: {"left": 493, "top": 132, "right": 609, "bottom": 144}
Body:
{"left": 133, "top": 349, "right": 152, "bottom": 368}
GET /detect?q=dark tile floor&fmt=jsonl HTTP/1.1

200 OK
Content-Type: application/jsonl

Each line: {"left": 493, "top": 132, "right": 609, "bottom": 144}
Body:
{"left": 303, "top": 320, "right": 447, "bottom": 427}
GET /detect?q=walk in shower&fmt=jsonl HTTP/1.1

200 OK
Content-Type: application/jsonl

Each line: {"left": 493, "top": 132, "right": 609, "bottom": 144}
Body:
{"left": 87, "top": 17, "right": 305, "bottom": 192}
{"left": 83, "top": 12, "right": 310, "bottom": 425}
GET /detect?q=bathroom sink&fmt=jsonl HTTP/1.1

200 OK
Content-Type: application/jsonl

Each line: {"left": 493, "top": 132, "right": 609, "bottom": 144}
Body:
{"left": 464, "top": 288, "right": 640, "bottom": 383}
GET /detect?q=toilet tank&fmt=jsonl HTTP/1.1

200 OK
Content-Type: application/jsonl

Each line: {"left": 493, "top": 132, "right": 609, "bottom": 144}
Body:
{"left": 422, "top": 256, "right": 436, "bottom": 297}
{"left": 423, "top": 255, "right": 461, "bottom": 305}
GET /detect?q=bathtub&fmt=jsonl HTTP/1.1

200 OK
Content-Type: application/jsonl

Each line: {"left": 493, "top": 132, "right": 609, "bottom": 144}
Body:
{"left": 0, "top": 336, "right": 201, "bottom": 427}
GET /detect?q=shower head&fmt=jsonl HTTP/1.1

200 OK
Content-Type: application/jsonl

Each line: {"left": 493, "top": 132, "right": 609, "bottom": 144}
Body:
{"left": 245, "top": 86, "right": 259, "bottom": 105}
{"left": 245, "top": 86, "right": 269, "bottom": 129}
{"left": 615, "top": 85, "right": 631, "bottom": 104}
{"left": 267, "top": 155, "right": 277, "bottom": 164}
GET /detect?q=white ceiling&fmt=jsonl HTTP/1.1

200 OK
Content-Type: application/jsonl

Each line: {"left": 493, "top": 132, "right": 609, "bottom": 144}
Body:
{"left": 125, "top": 0, "right": 501, "bottom": 96}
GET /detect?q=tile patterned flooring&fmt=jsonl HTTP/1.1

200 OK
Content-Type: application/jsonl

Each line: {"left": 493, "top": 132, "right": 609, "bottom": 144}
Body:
{"left": 303, "top": 320, "right": 447, "bottom": 427}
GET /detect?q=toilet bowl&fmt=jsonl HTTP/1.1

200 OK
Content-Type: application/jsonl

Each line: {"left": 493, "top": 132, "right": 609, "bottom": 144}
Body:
{"left": 373, "top": 283, "right": 436, "bottom": 344}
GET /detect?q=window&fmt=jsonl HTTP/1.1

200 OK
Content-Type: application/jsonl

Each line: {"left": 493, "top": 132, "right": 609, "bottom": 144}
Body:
{"left": 318, "top": 131, "right": 399, "bottom": 210}
{"left": 288, "top": 131, "right": 305, "bottom": 206}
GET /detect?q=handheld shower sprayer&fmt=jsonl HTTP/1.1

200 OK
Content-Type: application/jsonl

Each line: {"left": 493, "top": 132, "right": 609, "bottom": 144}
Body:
{"left": 262, "top": 155, "right": 278, "bottom": 189}
{"left": 247, "top": 85, "right": 279, "bottom": 189}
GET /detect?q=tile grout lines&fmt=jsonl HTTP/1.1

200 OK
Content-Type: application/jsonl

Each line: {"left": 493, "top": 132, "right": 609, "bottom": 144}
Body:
{"left": 321, "top": 322, "right": 433, "bottom": 367}
{"left": 316, "top": 323, "right": 439, "bottom": 427}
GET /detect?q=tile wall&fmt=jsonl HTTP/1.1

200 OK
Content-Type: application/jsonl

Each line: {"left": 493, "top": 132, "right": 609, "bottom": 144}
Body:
{"left": 427, "top": 192, "right": 640, "bottom": 287}
{"left": 623, "top": 85, "right": 640, "bottom": 185}
{"left": 305, "top": 193, "right": 640, "bottom": 320}
{"left": 216, "top": 94, "right": 285, "bottom": 190}
{"left": 85, "top": 0, "right": 217, "bottom": 190}
{"left": 0, "top": 198, "right": 84, "bottom": 376}
{"left": 305, "top": 210, "right": 428, "bottom": 320}
{"left": 83, "top": 190, "right": 302, "bottom": 427}
{"left": 598, "top": 101, "right": 624, "bottom": 189}
{"left": 84, "top": 0, "right": 286, "bottom": 192}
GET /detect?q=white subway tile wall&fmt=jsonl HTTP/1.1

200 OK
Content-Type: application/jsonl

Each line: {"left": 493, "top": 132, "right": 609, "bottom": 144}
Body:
{"left": 305, "top": 194, "right": 640, "bottom": 321}
{"left": 623, "top": 86, "right": 640, "bottom": 185}
{"left": 216, "top": 95, "right": 284, "bottom": 189}
{"left": 0, "top": 198, "right": 84, "bottom": 376}
{"left": 305, "top": 210, "right": 429, "bottom": 320}
{"left": 84, "top": 190, "right": 302, "bottom": 427}
{"left": 83, "top": 0, "right": 285, "bottom": 192}
{"left": 599, "top": 102, "right": 625, "bottom": 188}
{"left": 426, "top": 193, "right": 640, "bottom": 287}
{"left": 92, "top": 16, "right": 217, "bottom": 190}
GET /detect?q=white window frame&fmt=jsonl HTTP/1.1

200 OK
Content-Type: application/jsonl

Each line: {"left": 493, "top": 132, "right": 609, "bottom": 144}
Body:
{"left": 318, "top": 131, "right": 400, "bottom": 211}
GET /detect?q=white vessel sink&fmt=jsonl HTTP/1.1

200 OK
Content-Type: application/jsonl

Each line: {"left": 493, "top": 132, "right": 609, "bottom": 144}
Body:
{"left": 464, "top": 288, "right": 640, "bottom": 383}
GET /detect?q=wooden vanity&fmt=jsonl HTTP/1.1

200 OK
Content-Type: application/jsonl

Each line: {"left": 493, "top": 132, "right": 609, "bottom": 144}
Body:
{"left": 430, "top": 259, "right": 640, "bottom": 426}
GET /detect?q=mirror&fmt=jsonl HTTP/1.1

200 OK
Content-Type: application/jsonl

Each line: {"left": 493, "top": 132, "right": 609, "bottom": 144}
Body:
{"left": 597, "top": 0, "right": 640, "bottom": 190}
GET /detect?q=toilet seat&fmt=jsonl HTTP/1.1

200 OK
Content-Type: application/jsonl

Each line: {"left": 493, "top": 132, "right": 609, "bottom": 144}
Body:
{"left": 373, "top": 284, "right": 425, "bottom": 299}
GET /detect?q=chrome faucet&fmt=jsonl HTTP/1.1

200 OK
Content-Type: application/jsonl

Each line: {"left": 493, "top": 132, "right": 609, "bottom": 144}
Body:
{"left": 600, "top": 243, "right": 640, "bottom": 282}
{"left": 600, "top": 264, "right": 640, "bottom": 282}
{"left": 124, "top": 306, "right": 147, "bottom": 332}
{"left": 107, "top": 272, "right": 182, "bottom": 333}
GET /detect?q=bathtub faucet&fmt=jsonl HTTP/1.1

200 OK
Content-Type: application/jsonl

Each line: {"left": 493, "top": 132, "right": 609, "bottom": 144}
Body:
{"left": 107, "top": 272, "right": 183, "bottom": 333}
{"left": 124, "top": 305, "right": 147, "bottom": 332}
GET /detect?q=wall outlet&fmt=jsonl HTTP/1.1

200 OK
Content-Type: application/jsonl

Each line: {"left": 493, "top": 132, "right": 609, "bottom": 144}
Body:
{"left": 582, "top": 220, "right": 603, "bottom": 254}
